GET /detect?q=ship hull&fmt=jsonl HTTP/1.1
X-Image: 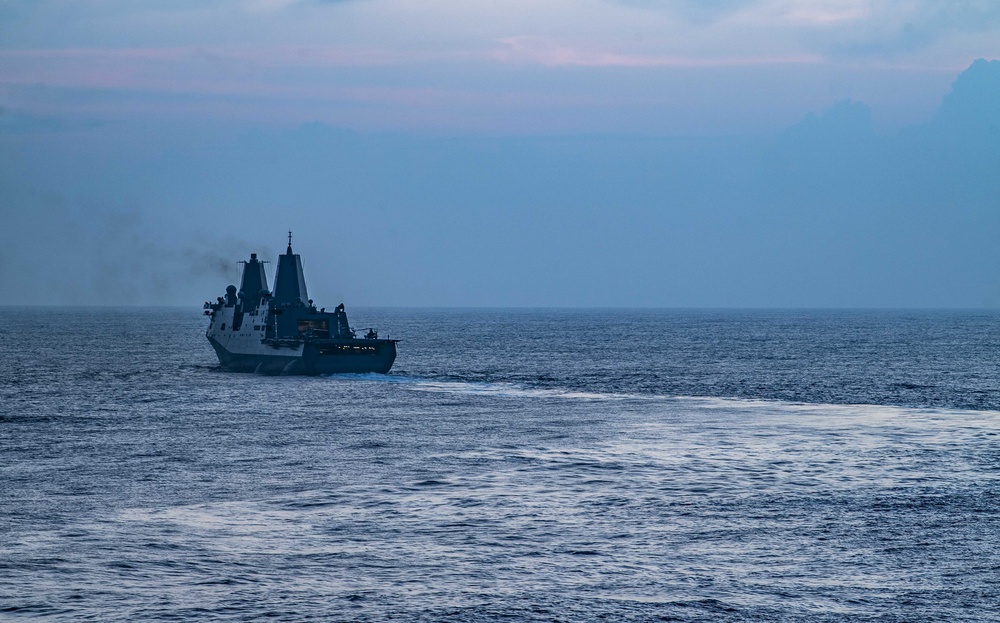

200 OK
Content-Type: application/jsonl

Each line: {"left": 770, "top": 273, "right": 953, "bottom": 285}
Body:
{"left": 208, "top": 336, "right": 397, "bottom": 375}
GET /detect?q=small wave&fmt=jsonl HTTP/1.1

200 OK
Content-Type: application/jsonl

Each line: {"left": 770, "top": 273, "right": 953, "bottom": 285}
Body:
{"left": 670, "top": 395, "right": 1000, "bottom": 420}
{"left": 412, "top": 479, "right": 452, "bottom": 487}
{"left": 323, "top": 372, "right": 1000, "bottom": 417}
{"left": 325, "top": 373, "right": 653, "bottom": 401}
{"left": 405, "top": 380, "right": 645, "bottom": 401}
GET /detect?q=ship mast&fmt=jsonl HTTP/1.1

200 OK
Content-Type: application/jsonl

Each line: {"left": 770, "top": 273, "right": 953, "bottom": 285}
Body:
{"left": 273, "top": 230, "right": 308, "bottom": 306}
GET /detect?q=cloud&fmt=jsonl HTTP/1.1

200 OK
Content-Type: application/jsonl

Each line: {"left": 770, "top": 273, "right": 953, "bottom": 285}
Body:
{"left": 0, "top": 107, "right": 105, "bottom": 134}
{"left": 777, "top": 2, "right": 870, "bottom": 26}
{"left": 3, "top": 1, "right": 997, "bottom": 75}
{"left": 491, "top": 36, "right": 822, "bottom": 67}
{"left": 762, "top": 59, "right": 1000, "bottom": 203}
{"left": 606, "top": 0, "right": 763, "bottom": 25}
{"left": 781, "top": 1, "right": 1000, "bottom": 58}
{"left": 0, "top": 0, "right": 996, "bottom": 137}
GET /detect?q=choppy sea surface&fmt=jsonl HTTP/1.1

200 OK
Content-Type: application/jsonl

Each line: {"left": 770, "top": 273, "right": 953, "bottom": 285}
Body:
{"left": 2, "top": 308, "right": 999, "bottom": 622}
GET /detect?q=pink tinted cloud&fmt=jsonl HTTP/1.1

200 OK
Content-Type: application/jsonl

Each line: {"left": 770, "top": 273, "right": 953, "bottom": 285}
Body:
{"left": 491, "top": 36, "right": 823, "bottom": 67}
{"left": 0, "top": 45, "right": 606, "bottom": 126}
{"left": 4, "top": 42, "right": 821, "bottom": 105}
{"left": 0, "top": 42, "right": 822, "bottom": 131}
{"left": 0, "top": 45, "right": 470, "bottom": 100}
{"left": 0, "top": 45, "right": 467, "bottom": 69}
{"left": 0, "top": 40, "right": 823, "bottom": 75}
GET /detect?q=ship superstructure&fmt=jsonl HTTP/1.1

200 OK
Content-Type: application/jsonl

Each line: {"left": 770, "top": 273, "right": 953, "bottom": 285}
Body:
{"left": 204, "top": 234, "right": 397, "bottom": 374}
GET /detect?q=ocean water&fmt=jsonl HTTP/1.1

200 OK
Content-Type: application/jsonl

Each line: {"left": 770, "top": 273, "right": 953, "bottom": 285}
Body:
{"left": 1, "top": 308, "right": 999, "bottom": 622}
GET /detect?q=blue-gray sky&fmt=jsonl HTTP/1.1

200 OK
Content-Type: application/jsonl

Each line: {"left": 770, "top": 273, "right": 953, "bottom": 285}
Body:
{"left": 1, "top": 1, "right": 999, "bottom": 307}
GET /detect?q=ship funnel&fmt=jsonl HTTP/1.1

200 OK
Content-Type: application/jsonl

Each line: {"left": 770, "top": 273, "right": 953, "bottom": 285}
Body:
{"left": 239, "top": 253, "right": 269, "bottom": 309}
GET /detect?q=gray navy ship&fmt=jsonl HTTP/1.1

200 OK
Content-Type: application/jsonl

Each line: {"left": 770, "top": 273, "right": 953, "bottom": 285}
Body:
{"left": 204, "top": 233, "right": 397, "bottom": 374}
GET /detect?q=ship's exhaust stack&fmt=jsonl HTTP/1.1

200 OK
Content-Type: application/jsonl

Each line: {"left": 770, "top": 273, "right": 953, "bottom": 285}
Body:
{"left": 273, "top": 232, "right": 308, "bottom": 307}
{"left": 238, "top": 252, "right": 269, "bottom": 308}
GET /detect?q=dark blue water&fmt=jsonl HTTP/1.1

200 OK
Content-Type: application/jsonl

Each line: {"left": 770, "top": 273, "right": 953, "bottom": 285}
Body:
{"left": 2, "top": 308, "right": 999, "bottom": 622}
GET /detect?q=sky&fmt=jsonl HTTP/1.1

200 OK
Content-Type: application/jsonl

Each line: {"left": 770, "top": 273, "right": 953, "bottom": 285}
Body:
{"left": 1, "top": 0, "right": 999, "bottom": 307}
